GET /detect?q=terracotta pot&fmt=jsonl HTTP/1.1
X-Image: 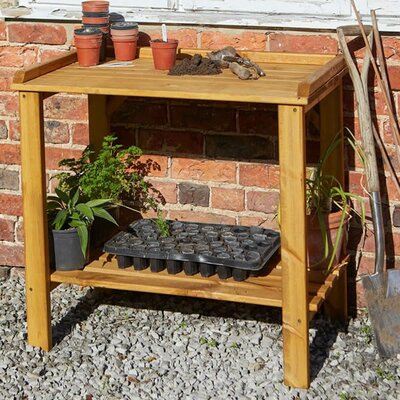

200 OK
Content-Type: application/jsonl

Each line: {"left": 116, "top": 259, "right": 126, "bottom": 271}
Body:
{"left": 112, "top": 36, "right": 138, "bottom": 61}
{"left": 74, "top": 28, "right": 102, "bottom": 67}
{"left": 150, "top": 39, "right": 178, "bottom": 70}
{"left": 110, "top": 22, "right": 139, "bottom": 37}
{"left": 82, "top": 1, "right": 109, "bottom": 13}
{"left": 307, "top": 207, "right": 350, "bottom": 270}
{"left": 82, "top": 15, "right": 109, "bottom": 25}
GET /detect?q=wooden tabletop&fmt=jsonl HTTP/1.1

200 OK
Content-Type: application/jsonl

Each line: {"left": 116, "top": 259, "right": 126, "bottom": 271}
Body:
{"left": 12, "top": 48, "right": 346, "bottom": 105}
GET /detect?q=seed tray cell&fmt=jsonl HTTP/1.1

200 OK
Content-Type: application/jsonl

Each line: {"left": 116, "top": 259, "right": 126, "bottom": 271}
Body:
{"left": 104, "top": 220, "right": 280, "bottom": 280}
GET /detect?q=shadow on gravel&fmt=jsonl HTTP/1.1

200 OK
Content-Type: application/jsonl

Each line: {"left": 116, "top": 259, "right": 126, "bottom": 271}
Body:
{"left": 52, "top": 289, "right": 103, "bottom": 346}
{"left": 309, "top": 316, "right": 348, "bottom": 380}
{"left": 51, "top": 287, "right": 346, "bottom": 382}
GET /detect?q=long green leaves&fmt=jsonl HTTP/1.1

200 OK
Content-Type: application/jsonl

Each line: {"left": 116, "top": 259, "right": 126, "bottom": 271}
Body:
{"left": 47, "top": 188, "right": 118, "bottom": 256}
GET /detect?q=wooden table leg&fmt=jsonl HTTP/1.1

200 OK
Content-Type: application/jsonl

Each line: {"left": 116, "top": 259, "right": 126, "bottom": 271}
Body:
{"left": 88, "top": 94, "right": 111, "bottom": 153}
{"left": 279, "top": 105, "right": 310, "bottom": 388}
{"left": 320, "top": 83, "right": 348, "bottom": 322}
{"left": 19, "top": 91, "right": 52, "bottom": 351}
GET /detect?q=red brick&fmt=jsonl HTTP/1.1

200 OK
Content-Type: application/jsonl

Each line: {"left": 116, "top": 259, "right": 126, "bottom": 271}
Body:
{"left": 372, "top": 91, "right": 389, "bottom": 116}
{"left": 141, "top": 28, "right": 197, "bottom": 48}
{"left": 44, "top": 120, "right": 70, "bottom": 144}
{"left": 201, "top": 31, "right": 267, "bottom": 51}
{"left": 238, "top": 215, "right": 279, "bottom": 230}
{"left": 0, "top": 46, "right": 38, "bottom": 67}
{"left": 247, "top": 191, "right": 279, "bottom": 213}
{"left": 355, "top": 281, "right": 367, "bottom": 308}
{"left": 0, "top": 143, "right": 20, "bottom": 164}
{"left": 45, "top": 147, "right": 84, "bottom": 170}
{"left": 138, "top": 155, "right": 168, "bottom": 177}
{"left": 8, "top": 23, "right": 67, "bottom": 45}
{"left": 172, "top": 158, "right": 236, "bottom": 183}
{"left": 387, "top": 66, "right": 400, "bottom": 91}
{"left": 0, "top": 218, "right": 15, "bottom": 241}
{"left": 0, "top": 21, "right": 5, "bottom": 41}
{"left": 239, "top": 164, "right": 280, "bottom": 188}
{"left": 169, "top": 104, "right": 236, "bottom": 132}
{"left": 348, "top": 171, "right": 366, "bottom": 197}
{"left": 211, "top": 188, "right": 244, "bottom": 212}
{"left": 269, "top": 33, "right": 338, "bottom": 54}
{"left": 0, "top": 68, "right": 15, "bottom": 91}
{"left": 112, "top": 98, "right": 168, "bottom": 126}
{"left": 149, "top": 180, "right": 177, "bottom": 204}
{"left": 71, "top": 123, "right": 89, "bottom": 145}
{"left": 44, "top": 95, "right": 88, "bottom": 120}
{"left": 382, "top": 36, "right": 400, "bottom": 61}
{"left": 39, "top": 49, "right": 69, "bottom": 63}
{"left": 169, "top": 210, "right": 236, "bottom": 225}
{"left": 0, "top": 243, "right": 24, "bottom": 266}
{"left": 8, "top": 119, "right": 20, "bottom": 141}
{"left": 0, "top": 194, "right": 22, "bottom": 216}
{"left": 138, "top": 128, "right": 203, "bottom": 155}
{"left": 238, "top": 107, "right": 278, "bottom": 135}
{"left": 0, "top": 93, "right": 19, "bottom": 117}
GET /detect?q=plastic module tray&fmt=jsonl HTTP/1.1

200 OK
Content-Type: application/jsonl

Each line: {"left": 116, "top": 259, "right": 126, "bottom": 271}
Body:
{"left": 104, "top": 220, "right": 280, "bottom": 281}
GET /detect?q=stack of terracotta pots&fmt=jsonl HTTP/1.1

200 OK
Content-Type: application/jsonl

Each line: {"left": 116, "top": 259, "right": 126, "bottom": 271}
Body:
{"left": 74, "top": 27, "right": 103, "bottom": 67}
{"left": 110, "top": 22, "right": 139, "bottom": 61}
{"left": 75, "top": 1, "right": 110, "bottom": 66}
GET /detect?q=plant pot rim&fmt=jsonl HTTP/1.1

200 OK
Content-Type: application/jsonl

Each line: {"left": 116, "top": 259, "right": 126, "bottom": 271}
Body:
{"left": 111, "top": 21, "right": 139, "bottom": 29}
{"left": 75, "top": 27, "right": 102, "bottom": 36}
{"left": 150, "top": 39, "right": 178, "bottom": 45}
{"left": 82, "top": 11, "right": 109, "bottom": 17}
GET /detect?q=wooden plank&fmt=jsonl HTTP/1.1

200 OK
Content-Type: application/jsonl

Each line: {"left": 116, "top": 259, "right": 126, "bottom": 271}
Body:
{"left": 279, "top": 104, "right": 310, "bottom": 388}
{"left": 13, "top": 51, "right": 77, "bottom": 84}
{"left": 324, "top": 264, "right": 348, "bottom": 322}
{"left": 88, "top": 95, "right": 109, "bottom": 154}
{"left": 298, "top": 55, "right": 347, "bottom": 97}
{"left": 319, "top": 83, "right": 344, "bottom": 186}
{"left": 19, "top": 92, "right": 52, "bottom": 351}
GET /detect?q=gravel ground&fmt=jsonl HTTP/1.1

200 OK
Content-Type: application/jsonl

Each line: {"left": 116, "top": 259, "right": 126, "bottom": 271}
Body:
{"left": 0, "top": 273, "right": 399, "bottom": 400}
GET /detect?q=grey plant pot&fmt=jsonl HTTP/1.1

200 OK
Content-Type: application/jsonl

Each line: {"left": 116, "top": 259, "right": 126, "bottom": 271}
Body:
{"left": 52, "top": 228, "right": 87, "bottom": 271}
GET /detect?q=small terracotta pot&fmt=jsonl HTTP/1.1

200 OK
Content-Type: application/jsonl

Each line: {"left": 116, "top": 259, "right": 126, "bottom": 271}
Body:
{"left": 82, "top": 1, "right": 109, "bottom": 13}
{"left": 82, "top": 16, "right": 109, "bottom": 25}
{"left": 150, "top": 39, "right": 178, "bottom": 70}
{"left": 110, "top": 22, "right": 139, "bottom": 37}
{"left": 74, "top": 28, "right": 102, "bottom": 67}
{"left": 307, "top": 207, "right": 350, "bottom": 270}
{"left": 112, "top": 36, "right": 138, "bottom": 61}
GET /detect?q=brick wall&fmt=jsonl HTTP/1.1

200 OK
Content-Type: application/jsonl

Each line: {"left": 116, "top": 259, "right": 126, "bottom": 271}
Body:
{"left": 0, "top": 20, "right": 399, "bottom": 308}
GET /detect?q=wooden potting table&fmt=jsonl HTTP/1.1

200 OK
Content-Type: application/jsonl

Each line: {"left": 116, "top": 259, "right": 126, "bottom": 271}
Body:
{"left": 12, "top": 48, "right": 348, "bottom": 389}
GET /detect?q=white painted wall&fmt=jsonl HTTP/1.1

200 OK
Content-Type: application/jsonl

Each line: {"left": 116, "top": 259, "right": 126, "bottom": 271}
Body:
{"left": 15, "top": 0, "right": 400, "bottom": 31}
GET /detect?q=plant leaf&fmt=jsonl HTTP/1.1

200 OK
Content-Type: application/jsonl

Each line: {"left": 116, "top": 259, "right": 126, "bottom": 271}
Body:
{"left": 71, "top": 188, "right": 80, "bottom": 207}
{"left": 47, "top": 201, "right": 61, "bottom": 210}
{"left": 86, "top": 199, "right": 112, "bottom": 208}
{"left": 76, "top": 203, "right": 94, "bottom": 220}
{"left": 92, "top": 207, "right": 118, "bottom": 225}
{"left": 55, "top": 188, "right": 69, "bottom": 204}
{"left": 53, "top": 209, "right": 68, "bottom": 230}
{"left": 74, "top": 223, "right": 88, "bottom": 257}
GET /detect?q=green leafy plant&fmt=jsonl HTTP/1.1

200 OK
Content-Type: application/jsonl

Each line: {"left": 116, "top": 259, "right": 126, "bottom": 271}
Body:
{"left": 155, "top": 210, "right": 170, "bottom": 237}
{"left": 47, "top": 188, "right": 117, "bottom": 256}
{"left": 376, "top": 366, "right": 396, "bottom": 381}
{"left": 54, "top": 135, "right": 163, "bottom": 212}
{"left": 306, "top": 130, "right": 365, "bottom": 271}
{"left": 199, "top": 337, "right": 218, "bottom": 348}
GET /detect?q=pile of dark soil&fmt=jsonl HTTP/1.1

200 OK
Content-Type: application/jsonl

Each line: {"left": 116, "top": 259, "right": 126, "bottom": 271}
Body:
{"left": 168, "top": 54, "right": 222, "bottom": 76}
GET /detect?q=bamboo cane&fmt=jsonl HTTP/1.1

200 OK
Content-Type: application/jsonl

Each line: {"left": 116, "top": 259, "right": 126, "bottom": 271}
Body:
{"left": 350, "top": 0, "right": 400, "bottom": 157}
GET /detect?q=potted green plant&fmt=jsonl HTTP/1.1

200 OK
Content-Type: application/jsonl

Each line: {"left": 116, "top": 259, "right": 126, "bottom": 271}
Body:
{"left": 47, "top": 188, "right": 117, "bottom": 271}
{"left": 53, "top": 135, "right": 163, "bottom": 245}
{"left": 306, "top": 131, "right": 365, "bottom": 271}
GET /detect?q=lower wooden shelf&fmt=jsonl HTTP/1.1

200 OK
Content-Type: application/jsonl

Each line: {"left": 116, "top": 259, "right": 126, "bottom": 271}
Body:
{"left": 50, "top": 253, "right": 347, "bottom": 314}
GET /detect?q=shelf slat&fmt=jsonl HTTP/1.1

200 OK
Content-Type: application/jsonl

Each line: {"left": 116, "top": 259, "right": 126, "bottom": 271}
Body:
{"left": 50, "top": 254, "right": 346, "bottom": 313}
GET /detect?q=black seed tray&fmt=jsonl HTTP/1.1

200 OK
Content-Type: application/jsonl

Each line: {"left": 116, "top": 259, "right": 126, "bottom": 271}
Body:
{"left": 104, "top": 220, "right": 280, "bottom": 279}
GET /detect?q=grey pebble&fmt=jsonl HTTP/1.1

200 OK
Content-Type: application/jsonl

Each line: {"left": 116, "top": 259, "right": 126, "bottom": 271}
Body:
{"left": 0, "top": 274, "right": 399, "bottom": 399}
